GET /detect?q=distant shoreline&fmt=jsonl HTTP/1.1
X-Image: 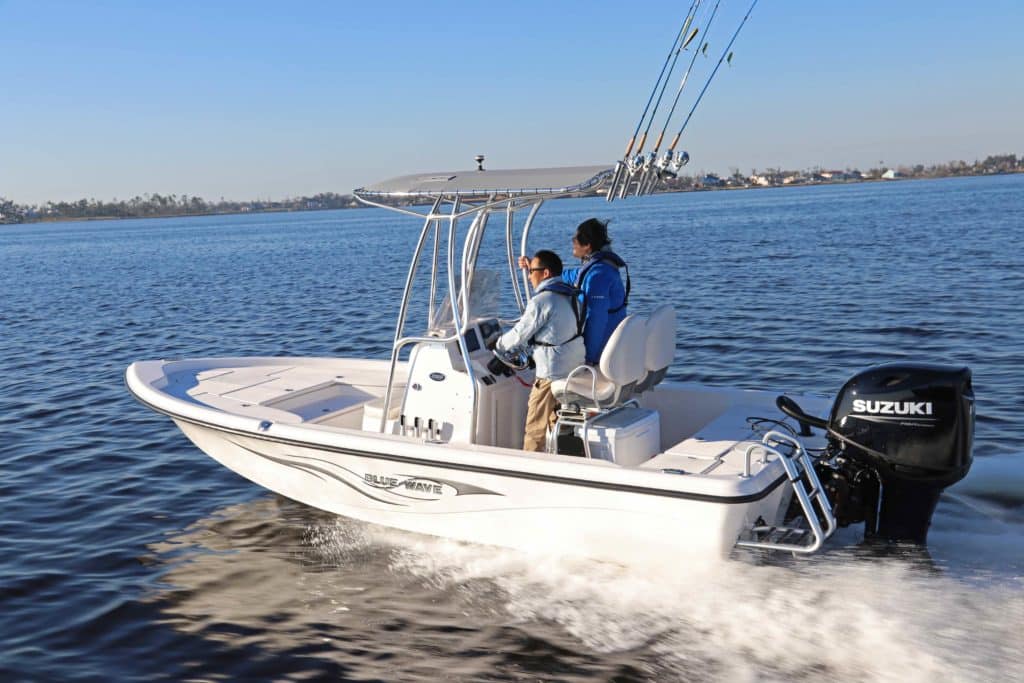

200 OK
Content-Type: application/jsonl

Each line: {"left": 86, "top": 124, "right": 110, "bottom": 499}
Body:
{"left": 4, "top": 165, "right": 1021, "bottom": 226}
{"left": 25, "top": 207, "right": 301, "bottom": 224}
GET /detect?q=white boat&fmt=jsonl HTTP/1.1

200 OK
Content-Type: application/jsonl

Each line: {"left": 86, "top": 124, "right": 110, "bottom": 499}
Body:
{"left": 127, "top": 165, "right": 975, "bottom": 560}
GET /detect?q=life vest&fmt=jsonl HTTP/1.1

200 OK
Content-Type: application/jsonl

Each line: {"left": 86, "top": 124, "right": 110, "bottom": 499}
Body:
{"left": 574, "top": 249, "right": 631, "bottom": 314}
{"left": 529, "top": 280, "right": 584, "bottom": 348}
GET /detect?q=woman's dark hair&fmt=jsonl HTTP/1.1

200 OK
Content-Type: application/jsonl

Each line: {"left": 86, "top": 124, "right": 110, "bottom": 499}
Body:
{"left": 574, "top": 218, "right": 611, "bottom": 250}
{"left": 532, "top": 249, "right": 563, "bottom": 276}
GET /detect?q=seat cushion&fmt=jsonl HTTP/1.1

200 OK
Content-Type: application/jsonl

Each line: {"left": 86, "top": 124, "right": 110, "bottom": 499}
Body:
{"left": 599, "top": 314, "right": 648, "bottom": 385}
{"left": 551, "top": 370, "right": 616, "bottom": 403}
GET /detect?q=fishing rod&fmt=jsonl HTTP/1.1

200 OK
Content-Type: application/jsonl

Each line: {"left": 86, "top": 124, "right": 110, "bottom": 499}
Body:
{"left": 669, "top": 0, "right": 759, "bottom": 155}
{"left": 632, "top": 0, "right": 723, "bottom": 196}
{"left": 614, "top": 2, "right": 706, "bottom": 200}
{"left": 608, "top": 0, "right": 760, "bottom": 201}
{"left": 619, "top": 0, "right": 701, "bottom": 161}
{"left": 650, "top": 0, "right": 722, "bottom": 159}
{"left": 632, "top": 0, "right": 703, "bottom": 159}
{"left": 609, "top": 0, "right": 700, "bottom": 198}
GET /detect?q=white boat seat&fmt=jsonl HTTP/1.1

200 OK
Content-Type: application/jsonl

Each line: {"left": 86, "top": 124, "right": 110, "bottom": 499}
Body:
{"left": 551, "top": 314, "right": 647, "bottom": 408}
{"left": 552, "top": 368, "right": 619, "bottom": 402}
{"left": 636, "top": 304, "right": 676, "bottom": 393}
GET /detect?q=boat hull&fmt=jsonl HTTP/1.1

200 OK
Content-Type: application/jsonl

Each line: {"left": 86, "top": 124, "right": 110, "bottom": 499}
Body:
{"left": 174, "top": 417, "right": 790, "bottom": 561}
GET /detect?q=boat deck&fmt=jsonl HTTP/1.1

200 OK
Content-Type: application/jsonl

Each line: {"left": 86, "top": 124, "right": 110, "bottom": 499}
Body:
{"left": 161, "top": 358, "right": 406, "bottom": 427}
{"left": 153, "top": 357, "right": 831, "bottom": 484}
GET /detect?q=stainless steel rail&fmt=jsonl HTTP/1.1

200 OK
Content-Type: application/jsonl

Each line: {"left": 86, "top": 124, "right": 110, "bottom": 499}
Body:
{"left": 428, "top": 219, "right": 441, "bottom": 329}
{"left": 379, "top": 195, "right": 445, "bottom": 433}
{"left": 355, "top": 192, "right": 559, "bottom": 222}
{"left": 735, "top": 430, "right": 837, "bottom": 554}
{"left": 519, "top": 200, "right": 543, "bottom": 300}
{"left": 359, "top": 186, "right": 581, "bottom": 446}
{"left": 506, "top": 204, "right": 525, "bottom": 313}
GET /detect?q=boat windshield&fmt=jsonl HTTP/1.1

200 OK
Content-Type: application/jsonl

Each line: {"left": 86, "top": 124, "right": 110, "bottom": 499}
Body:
{"left": 429, "top": 268, "right": 503, "bottom": 334}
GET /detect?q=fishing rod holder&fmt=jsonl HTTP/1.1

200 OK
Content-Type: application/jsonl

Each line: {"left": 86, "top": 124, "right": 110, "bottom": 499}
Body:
{"left": 606, "top": 149, "right": 689, "bottom": 201}
{"left": 607, "top": 154, "right": 651, "bottom": 201}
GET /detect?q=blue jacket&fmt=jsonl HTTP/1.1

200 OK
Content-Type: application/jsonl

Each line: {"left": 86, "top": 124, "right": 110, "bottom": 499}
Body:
{"left": 562, "top": 249, "right": 628, "bottom": 364}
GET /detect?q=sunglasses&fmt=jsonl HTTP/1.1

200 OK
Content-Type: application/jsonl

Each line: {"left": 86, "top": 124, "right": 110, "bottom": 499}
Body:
{"left": 528, "top": 267, "right": 547, "bottom": 273}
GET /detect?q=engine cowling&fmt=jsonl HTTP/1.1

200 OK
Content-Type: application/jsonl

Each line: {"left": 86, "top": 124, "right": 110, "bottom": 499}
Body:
{"left": 829, "top": 363, "right": 974, "bottom": 484}
{"left": 779, "top": 362, "right": 975, "bottom": 545}
{"left": 829, "top": 362, "right": 974, "bottom": 543}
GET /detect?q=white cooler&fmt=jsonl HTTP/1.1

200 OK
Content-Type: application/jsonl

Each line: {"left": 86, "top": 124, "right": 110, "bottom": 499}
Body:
{"left": 578, "top": 407, "right": 660, "bottom": 466}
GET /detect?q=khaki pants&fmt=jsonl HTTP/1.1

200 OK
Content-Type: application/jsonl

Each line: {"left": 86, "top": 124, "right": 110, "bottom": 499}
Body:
{"left": 523, "top": 378, "right": 559, "bottom": 452}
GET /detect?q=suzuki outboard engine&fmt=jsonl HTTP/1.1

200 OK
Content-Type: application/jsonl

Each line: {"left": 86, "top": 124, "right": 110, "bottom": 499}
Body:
{"left": 779, "top": 363, "right": 974, "bottom": 544}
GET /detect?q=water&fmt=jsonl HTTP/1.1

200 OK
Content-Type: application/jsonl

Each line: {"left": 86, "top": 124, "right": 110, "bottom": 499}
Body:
{"left": 2, "top": 175, "right": 1022, "bottom": 681}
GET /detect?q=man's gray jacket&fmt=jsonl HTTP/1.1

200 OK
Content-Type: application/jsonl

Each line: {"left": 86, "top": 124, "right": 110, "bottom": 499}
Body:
{"left": 496, "top": 277, "right": 585, "bottom": 380}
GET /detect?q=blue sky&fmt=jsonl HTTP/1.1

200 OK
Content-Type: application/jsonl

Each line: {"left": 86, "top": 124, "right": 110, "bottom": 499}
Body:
{"left": 3, "top": 0, "right": 1022, "bottom": 204}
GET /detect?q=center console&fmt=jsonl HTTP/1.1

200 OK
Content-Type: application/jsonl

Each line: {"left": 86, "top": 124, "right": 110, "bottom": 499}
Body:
{"left": 363, "top": 318, "right": 530, "bottom": 448}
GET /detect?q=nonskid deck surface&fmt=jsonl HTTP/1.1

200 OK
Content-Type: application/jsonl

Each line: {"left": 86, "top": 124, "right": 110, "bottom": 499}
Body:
{"left": 138, "top": 356, "right": 832, "bottom": 490}
{"left": 156, "top": 357, "right": 405, "bottom": 426}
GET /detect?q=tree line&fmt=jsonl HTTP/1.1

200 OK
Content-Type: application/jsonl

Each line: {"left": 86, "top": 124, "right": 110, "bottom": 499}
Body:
{"left": 0, "top": 192, "right": 358, "bottom": 224}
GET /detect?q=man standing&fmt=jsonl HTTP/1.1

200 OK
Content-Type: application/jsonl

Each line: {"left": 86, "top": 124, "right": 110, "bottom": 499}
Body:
{"left": 494, "top": 250, "right": 585, "bottom": 452}
{"left": 562, "top": 218, "right": 630, "bottom": 365}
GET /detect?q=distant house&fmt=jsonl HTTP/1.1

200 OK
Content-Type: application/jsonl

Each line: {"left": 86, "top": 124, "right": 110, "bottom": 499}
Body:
{"left": 749, "top": 174, "right": 771, "bottom": 186}
{"left": 701, "top": 174, "right": 724, "bottom": 187}
{"left": 881, "top": 169, "right": 901, "bottom": 179}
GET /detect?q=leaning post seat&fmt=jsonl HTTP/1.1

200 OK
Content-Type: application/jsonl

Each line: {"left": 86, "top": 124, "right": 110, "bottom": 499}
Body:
{"left": 635, "top": 304, "right": 676, "bottom": 393}
{"left": 550, "top": 314, "right": 648, "bottom": 409}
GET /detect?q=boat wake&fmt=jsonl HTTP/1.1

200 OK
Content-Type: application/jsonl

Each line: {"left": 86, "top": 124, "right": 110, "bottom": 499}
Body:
{"left": 304, "top": 458, "right": 1024, "bottom": 682}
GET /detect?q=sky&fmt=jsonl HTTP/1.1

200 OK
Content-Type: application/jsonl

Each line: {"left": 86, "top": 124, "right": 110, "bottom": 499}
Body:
{"left": 3, "top": 0, "right": 1022, "bottom": 205}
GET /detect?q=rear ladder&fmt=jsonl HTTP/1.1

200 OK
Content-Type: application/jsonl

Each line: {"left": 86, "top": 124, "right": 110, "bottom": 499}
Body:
{"left": 735, "top": 430, "right": 837, "bottom": 554}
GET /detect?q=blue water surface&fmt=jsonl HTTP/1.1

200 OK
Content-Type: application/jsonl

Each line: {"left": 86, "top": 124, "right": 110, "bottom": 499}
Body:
{"left": 2, "top": 175, "right": 1022, "bottom": 681}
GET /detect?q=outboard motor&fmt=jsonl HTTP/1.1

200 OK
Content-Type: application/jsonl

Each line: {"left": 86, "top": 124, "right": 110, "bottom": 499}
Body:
{"left": 779, "top": 363, "right": 974, "bottom": 544}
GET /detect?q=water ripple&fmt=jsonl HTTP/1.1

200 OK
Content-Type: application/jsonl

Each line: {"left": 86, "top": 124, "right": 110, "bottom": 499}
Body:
{"left": 1, "top": 175, "right": 1022, "bottom": 681}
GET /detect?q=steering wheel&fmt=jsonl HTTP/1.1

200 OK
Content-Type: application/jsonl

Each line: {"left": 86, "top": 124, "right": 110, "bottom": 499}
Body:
{"left": 489, "top": 348, "right": 531, "bottom": 373}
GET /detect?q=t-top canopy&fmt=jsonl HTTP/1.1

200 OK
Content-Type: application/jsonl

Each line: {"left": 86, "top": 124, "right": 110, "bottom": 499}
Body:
{"left": 354, "top": 165, "right": 613, "bottom": 200}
